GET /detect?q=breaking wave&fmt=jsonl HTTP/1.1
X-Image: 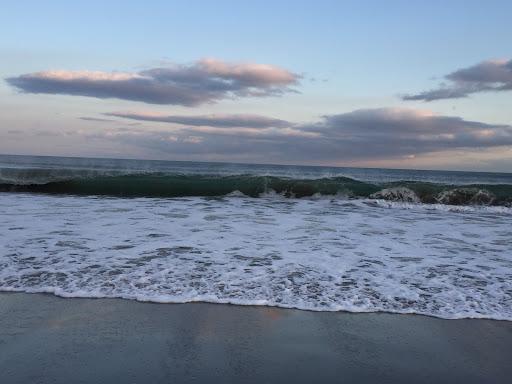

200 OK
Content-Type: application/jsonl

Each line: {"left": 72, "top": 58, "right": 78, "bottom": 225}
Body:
{"left": 1, "top": 167, "right": 512, "bottom": 206}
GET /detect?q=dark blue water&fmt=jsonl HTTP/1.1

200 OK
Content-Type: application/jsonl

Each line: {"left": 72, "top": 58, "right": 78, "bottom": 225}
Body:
{"left": 1, "top": 154, "right": 511, "bottom": 184}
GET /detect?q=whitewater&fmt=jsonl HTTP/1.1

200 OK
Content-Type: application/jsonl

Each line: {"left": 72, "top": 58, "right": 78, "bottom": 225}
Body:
{"left": 1, "top": 192, "right": 511, "bottom": 320}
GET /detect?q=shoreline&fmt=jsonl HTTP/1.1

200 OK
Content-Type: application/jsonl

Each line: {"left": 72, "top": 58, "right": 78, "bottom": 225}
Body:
{"left": 1, "top": 292, "right": 511, "bottom": 383}
{"left": 2, "top": 290, "right": 511, "bottom": 322}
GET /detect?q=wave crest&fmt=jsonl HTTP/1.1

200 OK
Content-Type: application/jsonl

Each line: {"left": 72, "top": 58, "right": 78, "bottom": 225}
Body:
{"left": 370, "top": 187, "right": 420, "bottom": 203}
{"left": 436, "top": 188, "right": 495, "bottom": 205}
{"left": 1, "top": 167, "right": 512, "bottom": 206}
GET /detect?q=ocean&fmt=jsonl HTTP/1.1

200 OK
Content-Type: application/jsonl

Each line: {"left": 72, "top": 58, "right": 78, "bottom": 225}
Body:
{"left": 1, "top": 154, "right": 511, "bottom": 320}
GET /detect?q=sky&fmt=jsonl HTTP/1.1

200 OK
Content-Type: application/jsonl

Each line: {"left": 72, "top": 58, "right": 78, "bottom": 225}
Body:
{"left": 1, "top": 0, "right": 511, "bottom": 171}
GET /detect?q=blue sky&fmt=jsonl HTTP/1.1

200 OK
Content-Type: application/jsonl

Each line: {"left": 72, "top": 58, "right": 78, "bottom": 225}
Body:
{"left": 1, "top": 1, "right": 511, "bottom": 170}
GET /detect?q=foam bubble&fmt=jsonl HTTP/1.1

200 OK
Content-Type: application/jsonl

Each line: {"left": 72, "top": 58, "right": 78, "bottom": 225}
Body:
{"left": 370, "top": 187, "right": 420, "bottom": 203}
{"left": 1, "top": 193, "right": 511, "bottom": 320}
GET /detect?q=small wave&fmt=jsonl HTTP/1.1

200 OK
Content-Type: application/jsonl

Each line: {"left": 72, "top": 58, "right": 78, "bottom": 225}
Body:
{"left": 0, "top": 167, "right": 141, "bottom": 185}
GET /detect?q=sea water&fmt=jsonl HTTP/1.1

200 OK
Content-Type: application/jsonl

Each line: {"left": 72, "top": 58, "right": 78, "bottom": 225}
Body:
{"left": 1, "top": 155, "right": 511, "bottom": 320}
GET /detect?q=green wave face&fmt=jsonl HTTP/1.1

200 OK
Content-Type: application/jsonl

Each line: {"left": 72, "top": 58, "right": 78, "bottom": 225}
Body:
{"left": 0, "top": 173, "right": 375, "bottom": 198}
{"left": 2, "top": 169, "right": 512, "bottom": 206}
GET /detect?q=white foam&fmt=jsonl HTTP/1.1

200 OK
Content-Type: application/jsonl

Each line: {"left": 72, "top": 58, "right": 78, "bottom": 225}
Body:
{"left": 370, "top": 199, "right": 512, "bottom": 214}
{"left": 370, "top": 187, "right": 420, "bottom": 203}
{"left": 1, "top": 193, "right": 511, "bottom": 320}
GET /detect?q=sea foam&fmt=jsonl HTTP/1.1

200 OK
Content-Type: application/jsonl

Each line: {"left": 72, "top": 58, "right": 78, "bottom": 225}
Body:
{"left": 1, "top": 193, "right": 511, "bottom": 320}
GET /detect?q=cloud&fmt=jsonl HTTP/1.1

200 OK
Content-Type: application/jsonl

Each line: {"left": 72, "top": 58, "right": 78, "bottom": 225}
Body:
{"left": 79, "top": 117, "right": 115, "bottom": 123}
{"left": 89, "top": 108, "right": 512, "bottom": 164}
{"left": 5, "top": 58, "right": 300, "bottom": 106}
{"left": 107, "top": 112, "right": 291, "bottom": 129}
{"left": 403, "top": 59, "right": 512, "bottom": 101}
{"left": 300, "top": 108, "right": 512, "bottom": 158}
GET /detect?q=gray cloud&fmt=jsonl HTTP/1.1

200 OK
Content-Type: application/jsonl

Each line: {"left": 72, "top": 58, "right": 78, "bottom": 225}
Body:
{"left": 90, "top": 108, "right": 512, "bottom": 163}
{"left": 301, "top": 108, "right": 512, "bottom": 158}
{"left": 5, "top": 58, "right": 300, "bottom": 106}
{"left": 403, "top": 59, "right": 512, "bottom": 101}
{"left": 79, "top": 117, "right": 115, "bottom": 123}
{"left": 7, "top": 130, "right": 23, "bottom": 135}
{"left": 107, "top": 112, "right": 291, "bottom": 129}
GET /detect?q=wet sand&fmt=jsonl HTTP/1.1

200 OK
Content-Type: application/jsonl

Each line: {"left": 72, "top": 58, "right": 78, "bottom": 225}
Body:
{"left": 1, "top": 292, "right": 511, "bottom": 383}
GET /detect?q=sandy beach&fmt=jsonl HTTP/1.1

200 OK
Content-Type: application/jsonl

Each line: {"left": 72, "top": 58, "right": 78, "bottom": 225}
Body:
{"left": 1, "top": 292, "right": 511, "bottom": 383}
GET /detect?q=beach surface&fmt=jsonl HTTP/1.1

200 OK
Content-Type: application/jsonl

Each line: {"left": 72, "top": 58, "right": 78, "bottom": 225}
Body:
{"left": 1, "top": 293, "right": 511, "bottom": 383}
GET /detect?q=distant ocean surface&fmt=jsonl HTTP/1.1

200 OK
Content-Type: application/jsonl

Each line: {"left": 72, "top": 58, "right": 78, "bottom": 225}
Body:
{"left": 1, "top": 154, "right": 511, "bottom": 320}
